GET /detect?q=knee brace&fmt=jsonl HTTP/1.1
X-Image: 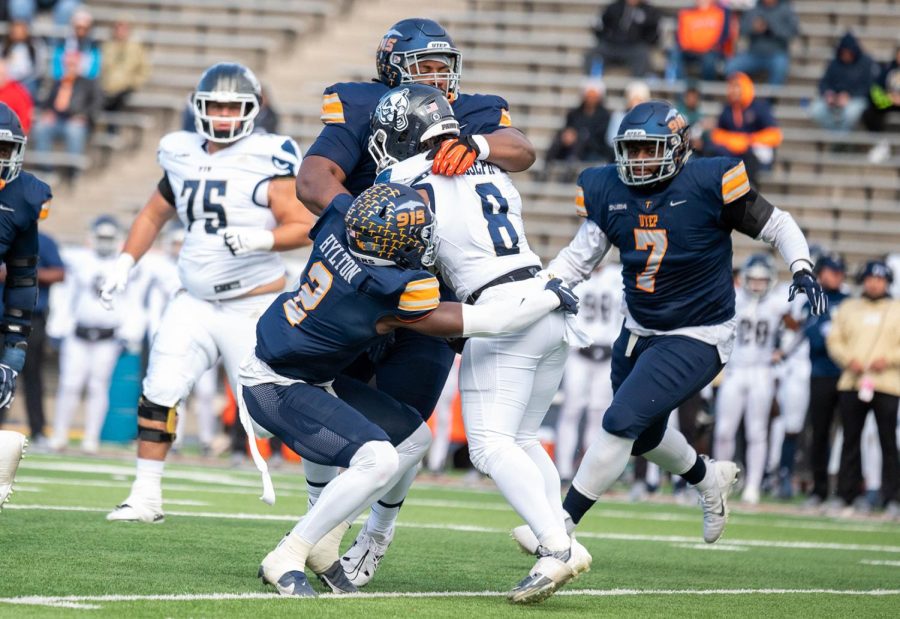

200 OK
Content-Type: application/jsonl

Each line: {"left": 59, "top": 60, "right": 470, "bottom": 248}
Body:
{"left": 137, "top": 396, "right": 177, "bottom": 443}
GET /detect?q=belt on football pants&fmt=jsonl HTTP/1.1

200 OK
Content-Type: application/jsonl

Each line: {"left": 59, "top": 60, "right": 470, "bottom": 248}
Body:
{"left": 465, "top": 265, "right": 541, "bottom": 305}
{"left": 74, "top": 325, "right": 116, "bottom": 341}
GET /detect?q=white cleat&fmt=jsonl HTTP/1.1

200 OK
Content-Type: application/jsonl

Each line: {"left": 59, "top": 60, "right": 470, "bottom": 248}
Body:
{"left": 508, "top": 547, "right": 576, "bottom": 605}
{"left": 511, "top": 512, "right": 575, "bottom": 557}
{"left": 511, "top": 526, "right": 591, "bottom": 577}
{"left": 106, "top": 497, "right": 164, "bottom": 524}
{"left": 0, "top": 431, "right": 27, "bottom": 511}
{"left": 567, "top": 538, "right": 592, "bottom": 577}
{"left": 741, "top": 486, "right": 760, "bottom": 505}
{"left": 696, "top": 456, "right": 739, "bottom": 543}
{"left": 340, "top": 527, "right": 393, "bottom": 587}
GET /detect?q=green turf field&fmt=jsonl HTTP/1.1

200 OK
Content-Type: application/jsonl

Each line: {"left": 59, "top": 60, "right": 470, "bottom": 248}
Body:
{"left": 2, "top": 453, "right": 898, "bottom": 617}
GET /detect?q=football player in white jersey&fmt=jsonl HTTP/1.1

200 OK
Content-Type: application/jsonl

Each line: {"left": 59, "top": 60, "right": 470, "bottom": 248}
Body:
{"left": 556, "top": 263, "right": 622, "bottom": 483}
{"left": 713, "top": 254, "right": 794, "bottom": 504}
{"left": 50, "top": 216, "right": 146, "bottom": 453}
{"left": 366, "top": 85, "right": 590, "bottom": 604}
{"left": 100, "top": 63, "right": 313, "bottom": 523}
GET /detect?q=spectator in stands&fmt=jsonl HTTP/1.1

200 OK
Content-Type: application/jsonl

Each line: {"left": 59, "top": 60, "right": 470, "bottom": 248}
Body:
{"left": 709, "top": 72, "right": 783, "bottom": 184}
{"left": 31, "top": 51, "right": 102, "bottom": 168}
{"left": 678, "top": 81, "right": 714, "bottom": 155}
{"left": 666, "top": 0, "right": 736, "bottom": 82}
{"left": 0, "top": 59, "right": 33, "bottom": 134}
{"left": 255, "top": 84, "right": 279, "bottom": 134}
{"left": 863, "top": 45, "right": 900, "bottom": 164}
{"left": 50, "top": 8, "right": 101, "bottom": 81}
{"left": 804, "top": 253, "right": 849, "bottom": 508}
{"left": 606, "top": 79, "right": 650, "bottom": 149}
{"left": 546, "top": 79, "right": 613, "bottom": 168}
{"left": 8, "top": 1, "right": 81, "bottom": 25}
{"left": 724, "top": 0, "right": 798, "bottom": 86}
{"left": 100, "top": 17, "right": 149, "bottom": 115}
{"left": 810, "top": 32, "right": 878, "bottom": 134}
{"left": 585, "top": 0, "right": 661, "bottom": 78}
{"left": 827, "top": 260, "right": 900, "bottom": 519}
{"left": 1, "top": 20, "right": 47, "bottom": 99}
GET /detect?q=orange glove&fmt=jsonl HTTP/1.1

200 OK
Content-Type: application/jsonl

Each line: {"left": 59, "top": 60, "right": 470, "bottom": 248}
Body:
{"left": 430, "top": 136, "right": 482, "bottom": 176}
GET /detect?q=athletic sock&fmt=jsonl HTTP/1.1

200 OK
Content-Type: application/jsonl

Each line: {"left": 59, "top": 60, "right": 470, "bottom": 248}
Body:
{"left": 681, "top": 455, "right": 707, "bottom": 486}
{"left": 562, "top": 487, "right": 596, "bottom": 525}
{"left": 132, "top": 458, "right": 164, "bottom": 504}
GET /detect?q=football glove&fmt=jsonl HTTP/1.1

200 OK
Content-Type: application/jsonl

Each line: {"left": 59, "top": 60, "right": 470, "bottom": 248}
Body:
{"left": 788, "top": 269, "right": 827, "bottom": 316}
{"left": 0, "top": 345, "right": 25, "bottom": 410}
{"left": 430, "top": 136, "right": 481, "bottom": 176}
{"left": 545, "top": 278, "right": 579, "bottom": 314}
{"left": 223, "top": 229, "right": 274, "bottom": 256}
{"left": 99, "top": 253, "right": 135, "bottom": 310}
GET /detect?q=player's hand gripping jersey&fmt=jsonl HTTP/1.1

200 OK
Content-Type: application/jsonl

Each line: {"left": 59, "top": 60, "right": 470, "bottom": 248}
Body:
{"left": 158, "top": 131, "right": 301, "bottom": 300}
{"left": 253, "top": 195, "right": 440, "bottom": 386}
{"left": 307, "top": 81, "right": 511, "bottom": 197}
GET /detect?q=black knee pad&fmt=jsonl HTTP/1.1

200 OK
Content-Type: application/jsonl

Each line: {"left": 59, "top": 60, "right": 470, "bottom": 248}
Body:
{"left": 137, "top": 396, "right": 177, "bottom": 443}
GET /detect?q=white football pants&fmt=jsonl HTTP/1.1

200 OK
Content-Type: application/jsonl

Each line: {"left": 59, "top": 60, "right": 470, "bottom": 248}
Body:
{"left": 51, "top": 336, "right": 121, "bottom": 449}
{"left": 555, "top": 352, "right": 612, "bottom": 481}
{"left": 143, "top": 291, "right": 274, "bottom": 408}
{"left": 714, "top": 365, "right": 775, "bottom": 498}
{"left": 427, "top": 355, "right": 460, "bottom": 472}
{"left": 460, "top": 284, "right": 570, "bottom": 550}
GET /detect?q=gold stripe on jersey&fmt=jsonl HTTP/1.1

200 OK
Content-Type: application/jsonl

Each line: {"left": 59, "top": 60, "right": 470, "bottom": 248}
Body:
{"left": 398, "top": 277, "right": 440, "bottom": 313}
{"left": 575, "top": 186, "right": 587, "bottom": 217}
{"left": 499, "top": 109, "right": 512, "bottom": 127}
{"left": 321, "top": 94, "right": 345, "bottom": 124}
{"left": 722, "top": 161, "right": 751, "bottom": 204}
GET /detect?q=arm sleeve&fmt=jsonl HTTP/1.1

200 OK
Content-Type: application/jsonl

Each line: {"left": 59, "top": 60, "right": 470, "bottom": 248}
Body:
{"left": 755, "top": 206, "right": 813, "bottom": 274}
{"left": 394, "top": 275, "right": 441, "bottom": 322}
{"left": 547, "top": 219, "right": 611, "bottom": 287}
{"left": 157, "top": 173, "right": 176, "bottom": 207}
{"left": 2, "top": 220, "right": 39, "bottom": 347}
{"left": 462, "top": 289, "right": 559, "bottom": 338}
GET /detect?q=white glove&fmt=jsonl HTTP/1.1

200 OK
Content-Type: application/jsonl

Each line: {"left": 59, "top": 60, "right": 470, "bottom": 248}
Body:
{"left": 223, "top": 229, "right": 274, "bottom": 256}
{"left": 99, "top": 253, "right": 135, "bottom": 310}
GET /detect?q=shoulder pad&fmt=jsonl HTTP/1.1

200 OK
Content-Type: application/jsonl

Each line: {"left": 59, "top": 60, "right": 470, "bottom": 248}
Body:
{"left": 321, "top": 81, "right": 387, "bottom": 125}
{"left": 19, "top": 172, "right": 52, "bottom": 221}
{"left": 378, "top": 153, "right": 432, "bottom": 186}
{"left": 454, "top": 93, "right": 513, "bottom": 129}
{"left": 241, "top": 133, "right": 302, "bottom": 177}
{"left": 157, "top": 131, "right": 204, "bottom": 170}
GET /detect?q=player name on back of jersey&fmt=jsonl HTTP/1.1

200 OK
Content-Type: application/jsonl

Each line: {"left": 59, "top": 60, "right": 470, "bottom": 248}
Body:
{"left": 464, "top": 161, "right": 497, "bottom": 176}
{"left": 319, "top": 234, "right": 363, "bottom": 283}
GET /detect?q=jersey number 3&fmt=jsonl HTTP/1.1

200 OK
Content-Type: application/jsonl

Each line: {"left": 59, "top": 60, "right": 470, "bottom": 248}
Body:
{"left": 283, "top": 261, "right": 333, "bottom": 326}
{"left": 634, "top": 228, "right": 668, "bottom": 293}
{"left": 183, "top": 180, "right": 228, "bottom": 234}
{"left": 476, "top": 182, "right": 520, "bottom": 256}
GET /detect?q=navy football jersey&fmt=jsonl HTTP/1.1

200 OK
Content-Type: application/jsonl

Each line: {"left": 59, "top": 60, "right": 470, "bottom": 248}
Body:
{"left": 254, "top": 195, "right": 441, "bottom": 384}
{"left": 306, "top": 81, "right": 512, "bottom": 197}
{"left": 577, "top": 157, "right": 751, "bottom": 331}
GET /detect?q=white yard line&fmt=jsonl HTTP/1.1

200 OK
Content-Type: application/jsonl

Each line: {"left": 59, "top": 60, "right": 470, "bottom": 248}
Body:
{"left": 860, "top": 559, "right": 900, "bottom": 567}
{"left": 671, "top": 543, "right": 748, "bottom": 552}
{"left": 1, "top": 588, "right": 898, "bottom": 610}
{"left": 7, "top": 503, "right": 900, "bottom": 553}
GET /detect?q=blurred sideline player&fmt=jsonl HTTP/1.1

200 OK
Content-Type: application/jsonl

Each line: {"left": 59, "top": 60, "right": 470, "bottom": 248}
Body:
{"left": 50, "top": 216, "right": 146, "bottom": 453}
{"left": 241, "top": 183, "right": 577, "bottom": 597}
{"left": 555, "top": 262, "right": 622, "bottom": 483}
{"left": 513, "top": 100, "right": 826, "bottom": 553}
{"left": 101, "top": 62, "right": 313, "bottom": 523}
{"left": 0, "top": 102, "right": 52, "bottom": 509}
{"left": 295, "top": 17, "right": 537, "bottom": 582}
{"left": 713, "top": 254, "right": 794, "bottom": 504}
{"left": 371, "top": 85, "right": 590, "bottom": 602}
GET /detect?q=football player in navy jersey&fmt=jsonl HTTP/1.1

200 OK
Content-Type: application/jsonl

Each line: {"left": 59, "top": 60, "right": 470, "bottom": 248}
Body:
{"left": 0, "top": 102, "right": 52, "bottom": 510}
{"left": 512, "top": 100, "right": 827, "bottom": 554}
{"left": 240, "top": 183, "right": 577, "bottom": 597}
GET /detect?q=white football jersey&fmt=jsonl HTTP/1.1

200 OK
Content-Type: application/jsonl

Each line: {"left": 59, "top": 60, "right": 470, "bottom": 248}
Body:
{"left": 573, "top": 264, "right": 623, "bottom": 347}
{"left": 158, "top": 131, "right": 301, "bottom": 300}
{"left": 729, "top": 285, "right": 791, "bottom": 368}
{"left": 381, "top": 154, "right": 541, "bottom": 300}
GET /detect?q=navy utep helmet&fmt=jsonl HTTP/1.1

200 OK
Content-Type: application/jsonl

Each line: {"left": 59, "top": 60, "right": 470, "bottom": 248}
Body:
{"left": 345, "top": 183, "right": 435, "bottom": 270}
{"left": 741, "top": 253, "right": 776, "bottom": 298}
{"left": 857, "top": 259, "right": 894, "bottom": 285}
{"left": 814, "top": 251, "right": 846, "bottom": 275}
{"left": 369, "top": 84, "right": 459, "bottom": 172}
{"left": 614, "top": 100, "right": 691, "bottom": 187}
{"left": 376, "top": 18, "right": 462, "bottom": 101}
{"left": 0, "top": 103, "right": 27, "bottom": 187}
{"left": 191, "top": 62, "right": 262, "bottom": 143}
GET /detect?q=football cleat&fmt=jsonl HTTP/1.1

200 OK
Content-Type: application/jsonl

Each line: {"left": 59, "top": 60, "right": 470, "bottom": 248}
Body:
{"left": 307, "top": 522, "right": 357, "bottom": 594}
{"left": 511, "top": 512, "right": 575, "bottom": 556}
{"left": 508, "top": 546, "right": 576, "bottom": 605}
{"left": 341, "top": 526, "right": 393, "bottom": 587}
{"left": 106, "top": 499, "right": 165, "bottom": 524}
{"left": 696, "top": 456, "right": 739, "bottom": 543}
{"left": 567, "top": 538, "right": 592, "bottom": 577}
{"left": 258, "top": 539, "right": 317, "bottom": 597}
{"left": 511, "top": 525, "right": 591, "bottom": 577}
{"left": 0, "top": 431, "right": 27, "bottom": 511}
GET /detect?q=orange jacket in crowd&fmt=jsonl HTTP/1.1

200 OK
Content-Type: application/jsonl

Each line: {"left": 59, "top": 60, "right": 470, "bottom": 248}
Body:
{"left": 711, "top": 72, "right": 783, "bottom": 155}
{"left": 676, "top": 1, "right": 738, "bottom": 56}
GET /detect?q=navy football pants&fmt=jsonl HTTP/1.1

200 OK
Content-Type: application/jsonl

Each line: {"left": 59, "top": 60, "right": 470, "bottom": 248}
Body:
{"left": 243, "top": 376, "right": 423, "bottom": 468}
{"left": 604, "top": 325, "right": 723, "bottom": 455}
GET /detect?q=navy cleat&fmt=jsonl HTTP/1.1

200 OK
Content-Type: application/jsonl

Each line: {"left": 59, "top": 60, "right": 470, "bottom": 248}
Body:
{"left": 315, "top": 560, "right": 358, "bottom": 594}
{"left": 258, "top": 566, "right": 317, "bottom": 597}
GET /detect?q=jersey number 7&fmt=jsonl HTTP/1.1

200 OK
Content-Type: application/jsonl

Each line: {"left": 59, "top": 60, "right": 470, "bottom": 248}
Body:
{"left": 633, "top": 228, "right": 668, "bottom": 293}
